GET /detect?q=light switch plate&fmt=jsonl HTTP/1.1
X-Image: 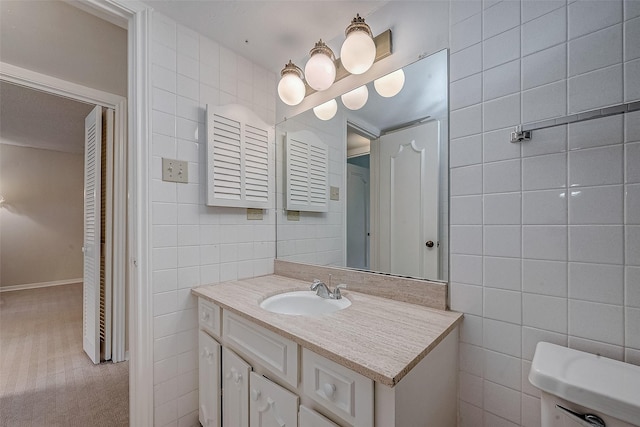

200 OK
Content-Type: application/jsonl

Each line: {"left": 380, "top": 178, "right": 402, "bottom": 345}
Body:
{"left": 330, "top": 186, "right": 339, "bottom": 201}
{"left": 162, "top": 158, "right": 188, "bottom": 183}
{"left": 287, "top": 210, "right": 300, "bottom": 221}
{"left": 247, "top": 208, "right": 264, "bottom": 220}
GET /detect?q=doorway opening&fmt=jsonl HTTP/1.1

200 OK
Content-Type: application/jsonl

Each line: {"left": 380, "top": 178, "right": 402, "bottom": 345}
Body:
{"left": 346, "top": 124, "right": 373, "bottom": 270}
{"left": 0, "top": 80, "right": 129, "bottom": 425}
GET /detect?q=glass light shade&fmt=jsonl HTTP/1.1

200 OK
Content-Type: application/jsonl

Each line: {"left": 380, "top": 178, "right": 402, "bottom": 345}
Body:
{"left": 277, "top": 72, "right": 306, "bottom": 106}
{"left": 341, "top": 85, "right": 369, "bottom": 110}
{"left": 304, "top": 52, "right": 336, "bottom": 91}
{"left": 340, "top": 31, "right": 376, "bottom": 75}
{"left": 374, "top": 68, "right": 405, "bottom": 97}
{"left": 313, "top": 99, "right": 338, "bottom": 121}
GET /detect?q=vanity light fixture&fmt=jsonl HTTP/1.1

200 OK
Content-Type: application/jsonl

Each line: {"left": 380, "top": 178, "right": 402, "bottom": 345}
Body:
{"left": 313, "top": 99, "right": 338, "bottom": 120}
{"left": 340, "top": 14, "right": 376, "bottom": 75}
{"left": 277, "top": 60, "right": 306, "bottom": 106}
{"left": 374, "top": 68, "right": 405, "bottom": 98}
{"left": 276, "top": 14, "right": 392, "bottom": 106}
{"left": 341, "top": 85, "right": 369, "bottom": 110}
{"left": 304, "top": 40, "right": 336, "bottom": 91}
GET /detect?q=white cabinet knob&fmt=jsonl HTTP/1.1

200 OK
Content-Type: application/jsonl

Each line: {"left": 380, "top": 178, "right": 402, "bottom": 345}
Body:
{"left": 226, "top": 368, "right": 242, "bottom": 384}
{"left": 201, "top": 347, "right": 213, "bottom": 360}
{"left": 251, "top": 388, "right": 261, "bottom": 402}
{"left": 201, "top": 311, "right": 210, "bottom": 321}
{"left": 323, "top": 383, "right": 336, "bottom": 399}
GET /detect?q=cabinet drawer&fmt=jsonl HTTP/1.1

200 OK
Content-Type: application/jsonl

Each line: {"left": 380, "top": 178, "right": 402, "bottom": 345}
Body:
{"left": 223, "top": 310, "right": 299, "bottom": 388}
{"left": 250, "top": 372, "right": 299, "bottom": 427}
{"left": 199, "top": 298, "right": 221, "bottom": 338}
{"left": 302, "top": 349, "right": 373, "bottom": 427}
{"left": 299, "top": 405, "right": 340, "bottom": 427}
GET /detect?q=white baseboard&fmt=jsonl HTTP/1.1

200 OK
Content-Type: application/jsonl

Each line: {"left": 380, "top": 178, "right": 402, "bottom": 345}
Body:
{"left": 0, "top": 278, "right": 83, "bottom": 293}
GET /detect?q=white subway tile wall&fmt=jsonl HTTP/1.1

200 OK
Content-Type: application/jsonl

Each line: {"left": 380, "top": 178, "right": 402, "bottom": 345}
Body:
{"left": 143, "top": 2, "right": 640, "bottom": 425}
{"left": 150, "top": 12, "right": 276, "bottom": 427}
{"left": 449, "top": 0, "right": 640, "bottom": 425}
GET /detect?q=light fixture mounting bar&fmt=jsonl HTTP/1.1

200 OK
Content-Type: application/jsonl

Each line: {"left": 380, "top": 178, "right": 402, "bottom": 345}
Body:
{"left": 305, "top": 29, "right": 392, "bottom": 97}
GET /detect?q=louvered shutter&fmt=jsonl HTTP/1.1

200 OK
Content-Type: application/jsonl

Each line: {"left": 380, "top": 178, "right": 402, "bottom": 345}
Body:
{"left": 206, "top": 105, "right": 273, "bottom": 208}
{"left": 285, "top": 130, "right": 329, "bottom": 212}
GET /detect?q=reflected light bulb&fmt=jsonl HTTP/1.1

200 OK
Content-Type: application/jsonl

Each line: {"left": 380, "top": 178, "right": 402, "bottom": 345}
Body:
{"left": 341, "top": 85, "right": 369, "bottom": 110}
{"left": 374, "top": 68, "right": 405, "bottom": 98}
{"left": 277, "top": 61, "right": 305, "bottom": 106}
{"left": 304, "top": 40, "right": 336, "bottom": 91}
{"left": 313, "top": 99, "right": 338, "bottom": 121}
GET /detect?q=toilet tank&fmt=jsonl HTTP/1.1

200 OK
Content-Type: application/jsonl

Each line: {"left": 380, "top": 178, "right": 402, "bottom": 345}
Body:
{"left": 529, "top": 342, "right": 640, "bottom": 427}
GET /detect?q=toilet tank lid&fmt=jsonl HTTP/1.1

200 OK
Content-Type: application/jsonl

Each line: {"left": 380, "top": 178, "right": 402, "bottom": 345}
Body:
{"left": 529, "top": 342, "right": 640, "bottom": 425}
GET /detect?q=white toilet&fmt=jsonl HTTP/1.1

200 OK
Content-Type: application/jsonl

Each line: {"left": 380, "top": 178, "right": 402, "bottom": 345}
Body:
{"left": 529, "top": 342, "right": 640, "bottom": 427}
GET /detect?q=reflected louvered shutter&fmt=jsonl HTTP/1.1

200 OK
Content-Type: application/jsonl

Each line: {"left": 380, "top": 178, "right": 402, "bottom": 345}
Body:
{"left": 206, "top": 105, "right": 273, "bottom": 208}
{"left": 285, "top": 130, "right": 329, "bottom": 212}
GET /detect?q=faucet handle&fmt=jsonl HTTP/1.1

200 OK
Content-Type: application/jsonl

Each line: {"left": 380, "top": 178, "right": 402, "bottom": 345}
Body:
{"left": 334, "top": 284, "right": 347, "bottom": 299}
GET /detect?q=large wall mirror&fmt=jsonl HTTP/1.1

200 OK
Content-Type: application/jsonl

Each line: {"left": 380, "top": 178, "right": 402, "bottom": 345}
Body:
{"left": 275, "top": 49, "right": 448, "bottom": 282}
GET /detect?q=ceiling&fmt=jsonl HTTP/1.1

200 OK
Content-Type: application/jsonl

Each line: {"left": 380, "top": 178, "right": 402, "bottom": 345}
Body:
{"left": 0, "top": 81, "right": 94, "bottom": 154}
{"left": 146, "top": 1, "right": 388, "bottom": 75}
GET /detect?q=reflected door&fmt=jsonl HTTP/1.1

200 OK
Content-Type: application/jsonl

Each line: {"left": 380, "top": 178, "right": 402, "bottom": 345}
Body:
{"left": 374, "top": 120, "right": 439, "bottom": 278}
{"left": 346, "top": 163, "right": 370, "bottom": 270}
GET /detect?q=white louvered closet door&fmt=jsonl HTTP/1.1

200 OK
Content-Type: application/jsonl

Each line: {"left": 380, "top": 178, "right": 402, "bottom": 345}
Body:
{"left": 83, "top": 105, "right": 102, "bottom": 364}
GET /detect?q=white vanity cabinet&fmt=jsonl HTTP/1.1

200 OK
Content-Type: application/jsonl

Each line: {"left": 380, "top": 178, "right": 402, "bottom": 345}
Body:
{"left": 196, "top": 295, "right": 459, "bottom": 427}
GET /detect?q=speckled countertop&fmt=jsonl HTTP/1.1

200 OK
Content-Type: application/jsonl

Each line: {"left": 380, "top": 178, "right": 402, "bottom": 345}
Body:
{"left": 192, "top": 274, "right": 463, "bottom": 387}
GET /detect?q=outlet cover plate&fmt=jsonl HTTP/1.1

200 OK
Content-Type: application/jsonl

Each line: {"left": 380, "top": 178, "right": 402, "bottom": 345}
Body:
{"left": 162, "top": 158, "right": 188, "bottom": 183}
{"left": 247, "top": 208, "right": 264, "bottom": 220}
{"left": 330, "top": 186, "right": 339, "bottom": 201}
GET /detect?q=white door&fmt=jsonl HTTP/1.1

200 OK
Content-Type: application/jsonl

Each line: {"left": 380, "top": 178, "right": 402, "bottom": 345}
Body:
{"left": 346, "top": 163, "right": 370, "bottom": 270}
{"left": 199, "top": 331, "right": 221, "bottom": 427}
{"left": 375, "top": 120, "right": 440, "bottom": 278}
{"left": 223, "top": 347, "right": 251, "bottom": 427}
{"left": 83, "top": 105, "right": 102, "bottom": 364}
{"left": 250, "top": 372, "right": 299, "bottom": 427}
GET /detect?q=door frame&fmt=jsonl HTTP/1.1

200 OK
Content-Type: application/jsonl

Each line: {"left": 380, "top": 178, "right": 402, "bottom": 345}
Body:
{"left": 1, "top": 0, "right": 153, "bottom": 424}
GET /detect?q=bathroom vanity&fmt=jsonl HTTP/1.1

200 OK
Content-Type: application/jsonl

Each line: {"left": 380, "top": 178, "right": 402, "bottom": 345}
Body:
{"left": 192, "top": 269, "right": 462, "bottom": 427}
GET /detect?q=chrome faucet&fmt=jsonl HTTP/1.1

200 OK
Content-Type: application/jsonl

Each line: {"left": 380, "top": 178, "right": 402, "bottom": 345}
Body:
{"left": 310, "top": 279, "right": 346, "bottom": 300}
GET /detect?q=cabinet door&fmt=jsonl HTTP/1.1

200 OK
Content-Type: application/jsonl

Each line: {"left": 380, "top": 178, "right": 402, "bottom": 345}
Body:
{"left": 299, "top": 406, "right": 340, "bottom": 427}
{"left": 199, "top": 330, "right": 221, "bottom": 427}
{"left": 223, "top": 347, "right": 251, "bottom": 427}
{"left": 250, "top": 372, "right": 299, "bottom": 427}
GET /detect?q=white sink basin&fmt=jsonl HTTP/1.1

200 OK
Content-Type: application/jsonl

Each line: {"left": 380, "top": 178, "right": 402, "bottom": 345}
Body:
{"left": 260, "top": 291, "right": 351, "bottom": 316}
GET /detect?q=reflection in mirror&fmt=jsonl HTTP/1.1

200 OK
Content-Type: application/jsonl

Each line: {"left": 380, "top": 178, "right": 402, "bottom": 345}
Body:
{"left": 276, "top": 49, "right": 448, "bottom": 282}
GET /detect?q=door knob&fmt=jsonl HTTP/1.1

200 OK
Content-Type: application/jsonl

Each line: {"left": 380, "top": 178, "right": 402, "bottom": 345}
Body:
{"left": 426, "top": 240, "right": 434, "bottom": 248}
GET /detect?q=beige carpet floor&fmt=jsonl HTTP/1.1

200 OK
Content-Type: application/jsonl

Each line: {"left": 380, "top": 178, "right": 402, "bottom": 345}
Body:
{"left": 0, "top": 283, "right": 129, "bottom": 427}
